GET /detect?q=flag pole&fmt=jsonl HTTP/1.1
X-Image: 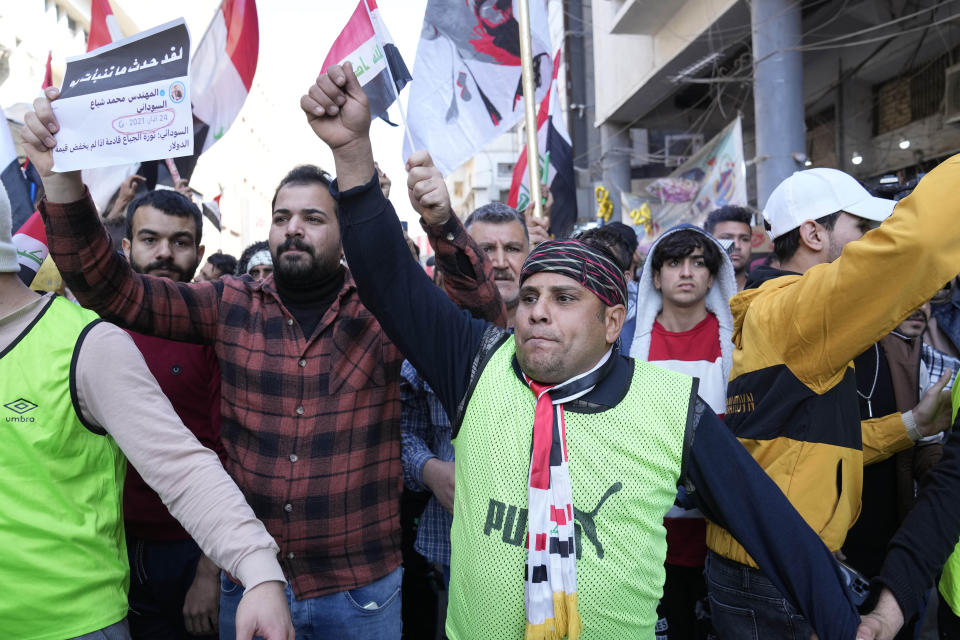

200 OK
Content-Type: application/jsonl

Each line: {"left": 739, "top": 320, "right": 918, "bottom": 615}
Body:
{"left": 517, "top": 0, "right": 543, "bottom": 218}
{"left": 361, "top": 0, "right": 415, "bottom": 155}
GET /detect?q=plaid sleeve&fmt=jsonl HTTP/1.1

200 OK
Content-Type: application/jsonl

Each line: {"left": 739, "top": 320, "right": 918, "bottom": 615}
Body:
{"left": 401, "top": 360, "right": 435, "bottom": 491}
{"left": 40, "top": 190, "right": 221, "bottom": 344}
{"left": 423, "top": 214, "right": 507, "bottom": 328}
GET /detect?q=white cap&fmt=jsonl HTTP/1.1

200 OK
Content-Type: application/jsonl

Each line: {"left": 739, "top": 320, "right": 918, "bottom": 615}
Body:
{"left": 763, "top": 168, "right": 896, "bottom": 239}
{"left": 0, "top": 181, "right": 19, "bottom": 274}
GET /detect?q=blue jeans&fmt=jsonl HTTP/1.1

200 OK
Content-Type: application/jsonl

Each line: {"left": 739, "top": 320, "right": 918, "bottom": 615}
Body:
{"left": 705, "top": 551, "right": 814, "bottom": 640}
{"left": 72, "top": 620, "right": 131, "bottom": 639}
{"left": 218, "top": 566, "right": 403, "bottom": 640}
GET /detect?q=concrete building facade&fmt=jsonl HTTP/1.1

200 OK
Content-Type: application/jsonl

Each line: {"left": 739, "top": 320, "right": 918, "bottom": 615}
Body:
{"left": 590, "top": 0, "right": 960, "bottom": 216}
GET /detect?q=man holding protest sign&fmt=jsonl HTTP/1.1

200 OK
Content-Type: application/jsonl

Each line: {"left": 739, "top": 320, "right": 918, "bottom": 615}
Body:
{"left": 23, "top": 69, "right": 502, "bottom": 639}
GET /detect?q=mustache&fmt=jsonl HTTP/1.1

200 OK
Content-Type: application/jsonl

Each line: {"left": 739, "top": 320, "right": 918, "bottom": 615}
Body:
{"left": 141, "top": 258, "right": 187, "bottom": 278}
{"left": 492, "top": 268, "right": 514, "bottom": 281}
{"left": 278, "top": 238, "right": 315, "bottom": 257}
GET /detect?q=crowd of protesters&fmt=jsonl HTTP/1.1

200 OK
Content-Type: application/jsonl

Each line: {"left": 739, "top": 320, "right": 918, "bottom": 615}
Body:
{"left": 5, "top": 59, "right": 960, "bottom": 640}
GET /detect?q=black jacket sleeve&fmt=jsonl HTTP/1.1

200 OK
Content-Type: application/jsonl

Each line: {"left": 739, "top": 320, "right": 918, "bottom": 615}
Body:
{"left": 685, "top": 397, "right": 861, "bottom": 640}
{"left": 334, "top": 173, "right": 491, "bottom": 419}
{"left": 874, "top": 426, "right": 960, "bottom": 621}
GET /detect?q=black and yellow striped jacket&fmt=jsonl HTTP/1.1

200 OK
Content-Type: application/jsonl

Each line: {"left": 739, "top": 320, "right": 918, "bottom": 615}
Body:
{"left": 707, "top": 155, "right": 960, "bottom": 567}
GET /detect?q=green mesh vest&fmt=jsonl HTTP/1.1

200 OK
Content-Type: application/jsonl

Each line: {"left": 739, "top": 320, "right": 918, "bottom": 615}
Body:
{"left": 447, "top": 338, "right": 692, "bottom": 639}
{"left": 0, "top": 296, "right": 128, "bottom": 639}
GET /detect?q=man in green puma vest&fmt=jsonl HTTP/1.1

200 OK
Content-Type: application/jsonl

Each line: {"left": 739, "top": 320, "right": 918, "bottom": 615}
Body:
{"left": 0, "top": 182, "right": 293, "bottom": 640}
{"left": 306, "top": 63, "right": 864, "bottom": 639}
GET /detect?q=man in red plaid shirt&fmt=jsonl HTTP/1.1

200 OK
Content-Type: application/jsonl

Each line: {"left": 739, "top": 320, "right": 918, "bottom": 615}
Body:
{"left": 24, "top": 85, "right": 503, "bottom": 640}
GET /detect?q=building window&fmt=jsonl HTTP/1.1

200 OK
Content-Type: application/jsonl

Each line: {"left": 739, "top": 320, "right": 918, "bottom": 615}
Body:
{"left": 497, "top": 162, "right": 515, "bottom": 177}
{"left": 499, "top": 189, "right": 512, "bottom": 203}
{"left": 873, "top": 46, "right": 960, "bottom": 135}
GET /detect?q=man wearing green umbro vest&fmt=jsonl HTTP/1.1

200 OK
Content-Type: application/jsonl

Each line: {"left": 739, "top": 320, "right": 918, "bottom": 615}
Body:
{"left": 0, "top": 183, "right": 293, "bottom": 640}
{"left": 301, "top": 62, "right": 862, "bottom": 640}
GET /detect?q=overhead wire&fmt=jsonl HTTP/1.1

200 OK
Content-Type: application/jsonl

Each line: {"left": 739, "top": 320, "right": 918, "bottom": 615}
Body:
{"left": 799, "top": 0, "right": 960, "bottom": 47}
{"left": 796, "top": 12, "right": 960, "bottom": 51}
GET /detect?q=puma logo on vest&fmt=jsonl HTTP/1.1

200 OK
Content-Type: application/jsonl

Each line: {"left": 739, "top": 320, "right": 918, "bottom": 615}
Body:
{"left": 482, "top": 482, "right": 622, "bottom": 559}
{"left": 572, "top": 482, "right": 622, "bottom": 559}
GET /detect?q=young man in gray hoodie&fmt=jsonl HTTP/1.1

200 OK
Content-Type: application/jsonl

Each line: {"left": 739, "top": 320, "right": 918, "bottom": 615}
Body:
{"left": 629, "top": 224, "right": 737, "bottom": 640}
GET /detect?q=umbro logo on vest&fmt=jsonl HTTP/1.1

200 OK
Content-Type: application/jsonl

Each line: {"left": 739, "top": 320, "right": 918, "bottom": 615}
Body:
{"left": 4, "top": 398, "right": 38, "bottom": 422}
{"left": 483, "top": 482, "right": 623, "bottom": 559}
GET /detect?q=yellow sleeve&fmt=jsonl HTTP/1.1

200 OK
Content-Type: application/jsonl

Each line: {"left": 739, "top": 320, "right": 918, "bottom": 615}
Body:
{"left": 862, "top": 413, "right": 914, "bottom": 465}
{"left": 757, "top": 155, "right": 960, "bottom": 392}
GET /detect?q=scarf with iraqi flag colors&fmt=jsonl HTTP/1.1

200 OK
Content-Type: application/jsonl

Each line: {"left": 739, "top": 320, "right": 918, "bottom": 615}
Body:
{"left": 520, "top": 347, "right": 617, "bottom": 639}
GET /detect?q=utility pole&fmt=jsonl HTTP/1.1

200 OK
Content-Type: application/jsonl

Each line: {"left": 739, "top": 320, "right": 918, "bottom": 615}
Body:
{"left": 751, "top": 0, "right": 805, "bottom": 207}
{"left": 601, "top": 124, "right": 630, "bottom": 222}
{"left": 564, "top": 0, "right": 589, "bottom": 170}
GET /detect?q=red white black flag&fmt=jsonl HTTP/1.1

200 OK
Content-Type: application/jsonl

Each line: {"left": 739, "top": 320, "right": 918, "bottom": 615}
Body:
{"left": 507, "top": 52, "right": 576, "bottom": 239}
{"left": 321, "top": 0, "right": 411, "bottom": 124}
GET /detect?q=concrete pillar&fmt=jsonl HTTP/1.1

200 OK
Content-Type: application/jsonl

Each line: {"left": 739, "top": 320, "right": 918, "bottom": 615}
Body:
{"left": 751, "top": 0, "right": 805, "bottom": 207}
{"left": 600, "top": 123, "right": 631, "bottom": 222}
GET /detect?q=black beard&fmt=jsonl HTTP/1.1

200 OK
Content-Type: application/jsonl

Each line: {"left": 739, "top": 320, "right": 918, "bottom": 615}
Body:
{"left": 272, "top": 238, "right": 338, "bottom": 284}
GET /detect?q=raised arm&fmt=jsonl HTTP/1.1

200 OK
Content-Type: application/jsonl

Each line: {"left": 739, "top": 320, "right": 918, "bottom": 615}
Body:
{"left": 302, "top": 63, "right": 492, "bottom": 416}
{"left": 76, "top": 323, "right": 292, "bottom": 640}
{"left": 21, "top": 87, "right": 220, "bottom": 344}
{"left": 410, "top": 154, "right": 506, "bottom": 328}
{"left": 762, "top": 155, "right": 960, "bottom": 385}
{"left": 686, "top": 397, "right": 861, "bottom": 639}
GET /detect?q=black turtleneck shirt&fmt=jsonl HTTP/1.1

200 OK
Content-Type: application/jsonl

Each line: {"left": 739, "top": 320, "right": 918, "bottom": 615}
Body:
{"left": 274, "top": 265, "right": 346, "bottom": 340}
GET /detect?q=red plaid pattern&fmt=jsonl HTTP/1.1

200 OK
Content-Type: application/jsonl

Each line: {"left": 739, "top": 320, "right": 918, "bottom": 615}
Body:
{"left": 41, "top": 190, "right": 501, "bottom": 598}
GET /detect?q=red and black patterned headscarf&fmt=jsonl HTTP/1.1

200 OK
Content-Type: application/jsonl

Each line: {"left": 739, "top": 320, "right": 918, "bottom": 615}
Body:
{"left": 519, "top": 238, "right": 627, "bottom": 308}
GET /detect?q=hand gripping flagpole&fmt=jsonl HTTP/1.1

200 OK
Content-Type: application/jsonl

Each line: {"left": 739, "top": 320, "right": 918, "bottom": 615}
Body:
{"left": 362, "top": 0, "right": 416, "bottom": 156}
{"left": 517, "top": 0, "right": 543, "bottom": 219}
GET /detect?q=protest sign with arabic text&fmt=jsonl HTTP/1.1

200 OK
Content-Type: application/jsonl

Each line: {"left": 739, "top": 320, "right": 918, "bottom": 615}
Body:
{"left": 52, "top": 19, "right": 193, "bottom": 172}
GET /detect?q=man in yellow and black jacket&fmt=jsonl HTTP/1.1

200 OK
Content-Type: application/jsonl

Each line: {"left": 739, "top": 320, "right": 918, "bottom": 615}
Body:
{"left": 704, "top": 160, "right": 959, "bottom": 640}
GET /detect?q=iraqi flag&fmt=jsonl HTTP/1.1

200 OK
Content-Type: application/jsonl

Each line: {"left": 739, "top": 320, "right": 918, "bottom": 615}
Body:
{"left": 322, "top": 0, "right": 411, "bottom": 124}
{"left": 0, "top": 108, "right": 37, "bottom": 232}
{"left": 191, "top": 0, "right": 259, "bottom": 153}
{"left": 507, "top": 52, "right": 576, "bottom": 239}
{"left": 136, "top": 1, "right": 258, "bottom": 193}
{"left": 12, "top": 211, "right": 48, "bottom": 287}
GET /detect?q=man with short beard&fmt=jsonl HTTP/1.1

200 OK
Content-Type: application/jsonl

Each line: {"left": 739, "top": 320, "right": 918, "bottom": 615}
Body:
{"left": 23, "top": 87, "right": 501, "bottom": 640}
{"left": 120, "top": 189, "right": 226, "bottom": 638}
